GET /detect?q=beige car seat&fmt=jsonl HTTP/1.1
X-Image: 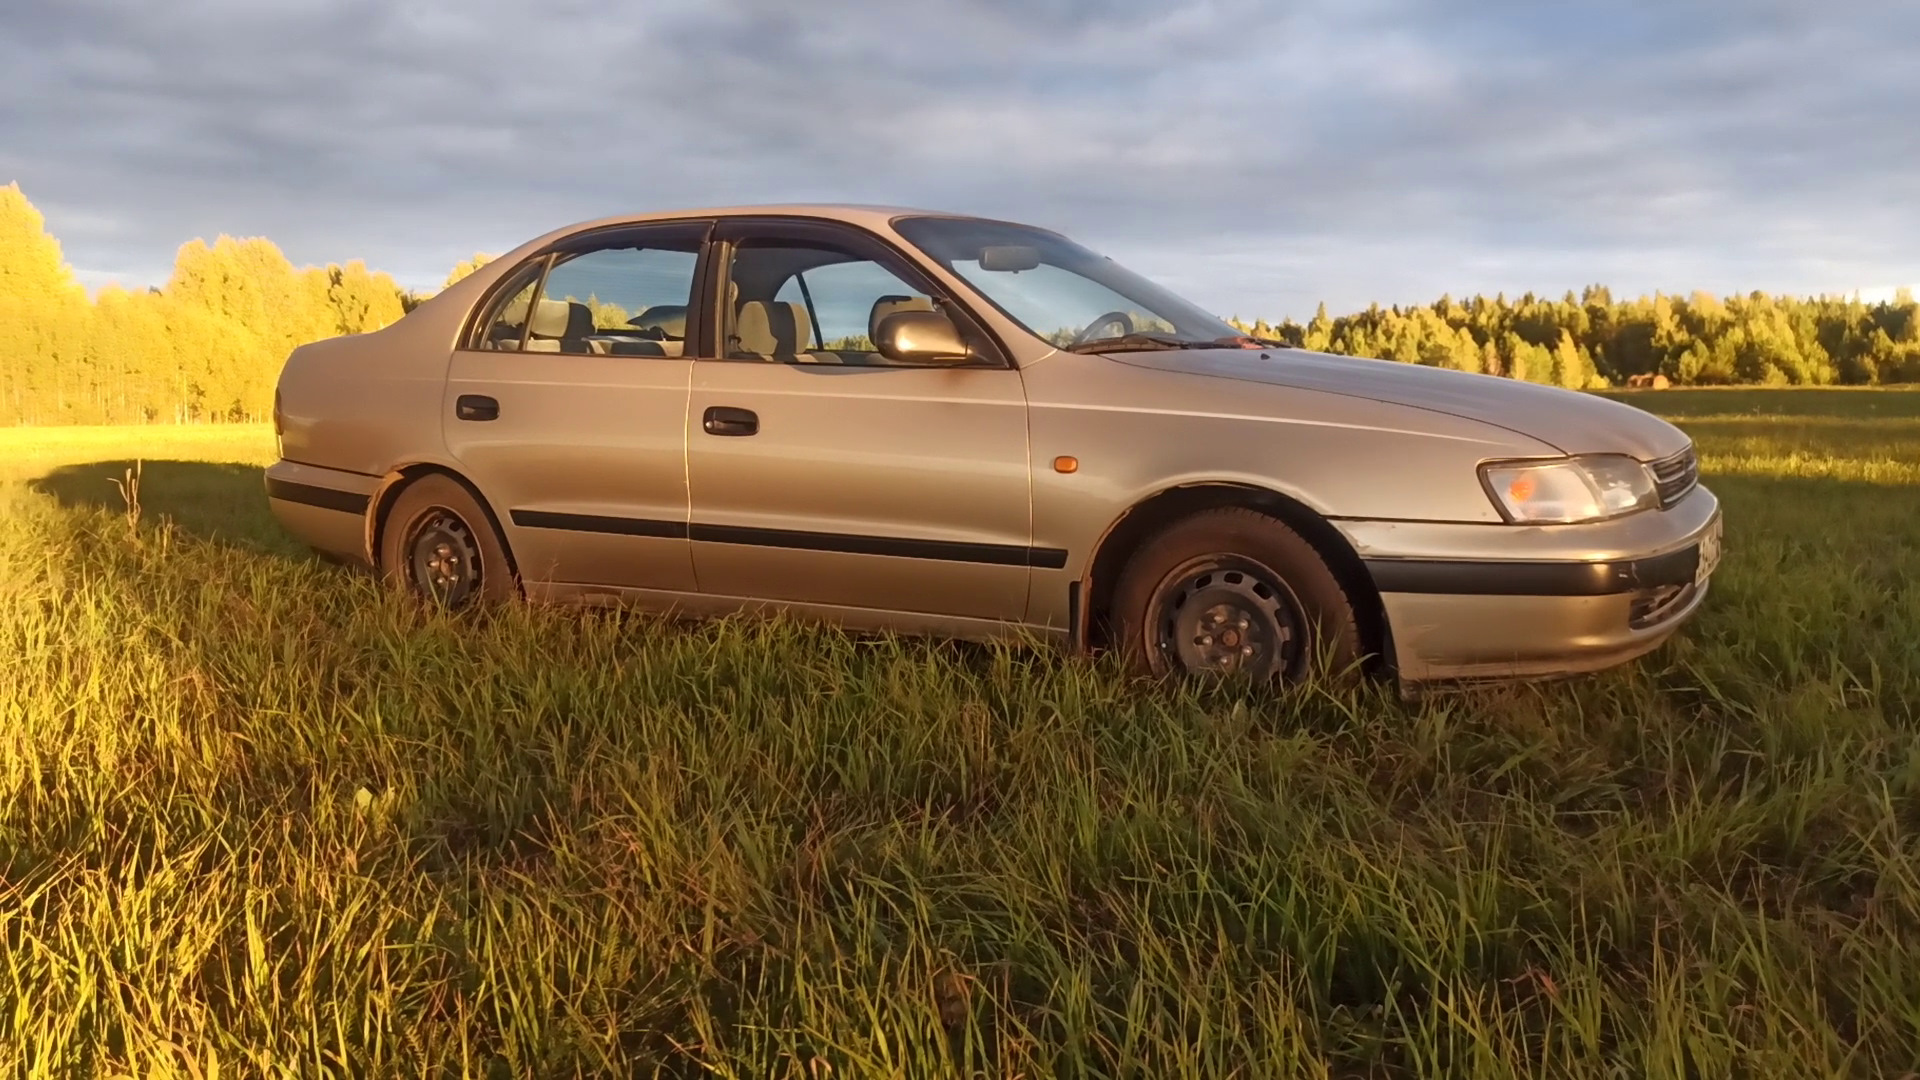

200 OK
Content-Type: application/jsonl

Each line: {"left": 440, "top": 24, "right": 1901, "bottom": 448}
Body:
{"left": 525, "top": 298, "right": 592, "bottom": 353}
{"left": 733, "top": 300, "right": 842, "bottom": 363}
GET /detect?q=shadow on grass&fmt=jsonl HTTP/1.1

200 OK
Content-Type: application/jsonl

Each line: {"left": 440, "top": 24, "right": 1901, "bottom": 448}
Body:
{"left": 30, "top": 459, "right": 308, "bottom": 557}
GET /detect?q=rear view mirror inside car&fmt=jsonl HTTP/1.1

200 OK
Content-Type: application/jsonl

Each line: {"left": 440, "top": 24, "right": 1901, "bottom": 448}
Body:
{"left": 978, "top": 245, "right": 1041, "bottom": 272}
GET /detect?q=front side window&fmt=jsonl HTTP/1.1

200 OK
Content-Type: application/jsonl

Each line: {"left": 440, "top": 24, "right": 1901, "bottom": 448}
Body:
{"left": 894, "top": 216, "right": 1249, "bottom": 352}
{"left": 471, "top": 226, "right": 702, "bottom": 355}
{"left": 723, "top": 234, "right": 962, "bottom": 366}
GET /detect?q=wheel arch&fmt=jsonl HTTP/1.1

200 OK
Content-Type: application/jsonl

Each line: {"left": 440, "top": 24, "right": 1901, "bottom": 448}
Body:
{"left": 364, "top": 462, "right": 521, "bottom": 581}
{"left": 1081, "top": 482, "right": 1392, "bottom": 673}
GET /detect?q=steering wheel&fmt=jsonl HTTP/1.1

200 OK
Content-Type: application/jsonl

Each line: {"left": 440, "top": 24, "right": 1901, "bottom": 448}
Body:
{"left": 1070, "top": 310, "right": 1134, "bottom": 346}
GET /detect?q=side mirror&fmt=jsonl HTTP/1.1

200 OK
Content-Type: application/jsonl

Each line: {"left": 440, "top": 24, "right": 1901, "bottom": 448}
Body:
{"left": 874, "top": 310, "right": 973, "bottom": 365}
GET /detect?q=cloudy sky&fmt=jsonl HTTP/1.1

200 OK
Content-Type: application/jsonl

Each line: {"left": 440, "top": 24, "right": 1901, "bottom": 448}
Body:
{"left": 3, "top": 0, "right": 1915, "bottom": 319}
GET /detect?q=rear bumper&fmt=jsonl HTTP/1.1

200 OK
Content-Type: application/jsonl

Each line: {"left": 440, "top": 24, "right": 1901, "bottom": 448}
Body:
{"left": 264, "top": 459, "right": 377, "bottom": 564}
{"left": 1341, "top": 487, "right": 1721, "bottom": 683}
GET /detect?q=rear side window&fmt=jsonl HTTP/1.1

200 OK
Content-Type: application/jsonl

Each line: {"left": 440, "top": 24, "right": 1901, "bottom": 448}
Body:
{"left": 468, "top": 223, "right": 706, "bottom": 355}
{"left": 537, "top": 247, "right": 698, "bottom": 355}
{"left": 475, "top": 265, "right": 543, "bottom": 351}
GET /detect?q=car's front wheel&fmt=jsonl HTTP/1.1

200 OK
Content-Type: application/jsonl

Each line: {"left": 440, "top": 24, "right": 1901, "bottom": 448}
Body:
{"left": 1111, "top": 508, "right": 1361, "bottom": 682}
{"left": 379, "top": 475, "right": 517, "bottom": 610}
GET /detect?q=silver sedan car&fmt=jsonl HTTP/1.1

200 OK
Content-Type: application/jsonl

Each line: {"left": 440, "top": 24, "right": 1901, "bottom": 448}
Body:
{"left": 266, "top": 205, "right": 1722, "bottom": 688}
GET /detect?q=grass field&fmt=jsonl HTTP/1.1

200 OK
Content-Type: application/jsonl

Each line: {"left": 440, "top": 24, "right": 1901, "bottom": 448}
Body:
{"left": 3, "top": 390, "right": 1919, "bottom": 1077}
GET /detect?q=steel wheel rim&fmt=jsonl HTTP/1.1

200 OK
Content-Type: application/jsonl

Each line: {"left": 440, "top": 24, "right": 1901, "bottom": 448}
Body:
{"left": 1149, "top": 555, "right": 1305, "bottom": 681}
{"left": 406, "top": 507, "right": 482, "bottom": 609}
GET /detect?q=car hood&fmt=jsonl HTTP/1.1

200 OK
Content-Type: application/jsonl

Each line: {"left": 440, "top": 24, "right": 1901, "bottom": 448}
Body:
{"left": 1105, "top": 347, "right": 1691, "bottom": 460}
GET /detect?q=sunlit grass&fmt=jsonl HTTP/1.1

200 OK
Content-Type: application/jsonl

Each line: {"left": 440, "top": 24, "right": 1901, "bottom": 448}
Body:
{"left": 2, "top": 392, "right": 1918, "bottom": 1076}
{"left": 0, "top": 422, "right": 274, "bottom": 482}
{"left": 1600, "top": 385, "right": 1920, "bottom": 420}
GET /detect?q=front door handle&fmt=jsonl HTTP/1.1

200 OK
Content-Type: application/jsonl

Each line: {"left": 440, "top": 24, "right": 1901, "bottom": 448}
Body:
{"left": 703, "top": 406, "right": 758, "bottom": 437}
{"left": 456, "top": 394, "right": 499, "bottom": 422}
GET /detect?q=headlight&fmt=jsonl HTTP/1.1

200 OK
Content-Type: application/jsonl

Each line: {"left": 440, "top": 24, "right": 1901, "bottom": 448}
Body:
{"left": 1481, "top": 455, "right": 1659, "bottom": 524}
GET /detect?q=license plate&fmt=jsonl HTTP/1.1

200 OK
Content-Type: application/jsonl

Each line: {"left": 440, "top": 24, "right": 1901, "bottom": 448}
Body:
{"left": 1694, "top": 515, "right": 1723, "bottom": 587}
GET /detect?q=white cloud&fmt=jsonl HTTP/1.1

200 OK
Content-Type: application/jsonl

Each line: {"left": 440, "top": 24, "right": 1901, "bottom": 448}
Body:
{"left": 1, "top": 0, "right": 1915, "bottom": 317}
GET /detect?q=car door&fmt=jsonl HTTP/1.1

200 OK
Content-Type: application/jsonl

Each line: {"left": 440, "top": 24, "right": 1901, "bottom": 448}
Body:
{"left": 684, "top": 218, "right": 1040, "bottom": 621}
{"left": 443, "top": 220, "right": 710, "bottom": 595}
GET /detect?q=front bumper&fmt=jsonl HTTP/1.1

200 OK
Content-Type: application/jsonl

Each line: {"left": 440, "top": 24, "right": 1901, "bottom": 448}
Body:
{"left": 1340, "top": 486, "right": 1721, "bottom": 683}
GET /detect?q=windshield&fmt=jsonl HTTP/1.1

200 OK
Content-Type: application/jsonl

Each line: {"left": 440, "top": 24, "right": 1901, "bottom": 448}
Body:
{"left": 893, "top": 216, "right": 1251, "bottom": 351}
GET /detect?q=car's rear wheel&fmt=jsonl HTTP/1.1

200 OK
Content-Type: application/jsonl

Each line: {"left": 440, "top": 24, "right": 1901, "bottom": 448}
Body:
{"left": 1111, "top": 507, "right": 1360, "bottom": 682}
{"left": 379, "top": 475, "right": 517, "bottom": 610}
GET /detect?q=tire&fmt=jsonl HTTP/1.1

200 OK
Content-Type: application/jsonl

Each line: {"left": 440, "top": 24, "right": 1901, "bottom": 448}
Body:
{"left": 378, "top": 474, "right": 518, "bottom": 609}
{"left": 1111, "top": 507, "right": 1360, "bottom": 682}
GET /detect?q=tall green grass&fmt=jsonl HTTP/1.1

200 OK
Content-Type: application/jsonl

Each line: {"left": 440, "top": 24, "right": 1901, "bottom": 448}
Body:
{"left": 3, "top": 392, "right": 1918, "bottom": 1076}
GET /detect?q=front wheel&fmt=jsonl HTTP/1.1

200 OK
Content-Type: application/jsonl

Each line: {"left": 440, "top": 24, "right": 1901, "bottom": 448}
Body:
{"left": 1111, "top": 508, "right": 1360, "bottom": 682}
{"left": 379, "top": 475, "right": 518, "bottom": 610}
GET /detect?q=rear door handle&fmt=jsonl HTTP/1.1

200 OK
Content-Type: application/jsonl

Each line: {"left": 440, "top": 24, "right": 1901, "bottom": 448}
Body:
{"left": 703, "top": 406, "right": 758, "bottom": 436}
{"left": 456, "top": 394, "right": 499, "bottom": 422}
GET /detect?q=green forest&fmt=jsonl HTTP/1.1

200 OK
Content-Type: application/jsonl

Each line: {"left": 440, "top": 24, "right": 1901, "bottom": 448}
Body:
{"left": 3, "top": 182, "right": 1917, "bottom": 427}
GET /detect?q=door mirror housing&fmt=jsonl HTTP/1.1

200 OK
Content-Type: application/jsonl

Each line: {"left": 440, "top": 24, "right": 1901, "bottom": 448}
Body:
{"left": 874, "top": 310, "right": 973, "bottom": 366}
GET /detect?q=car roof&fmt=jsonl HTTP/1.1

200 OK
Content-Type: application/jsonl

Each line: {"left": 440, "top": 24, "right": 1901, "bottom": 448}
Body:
{"left": 543, "top": 203, "right": 977, "bottom": 235}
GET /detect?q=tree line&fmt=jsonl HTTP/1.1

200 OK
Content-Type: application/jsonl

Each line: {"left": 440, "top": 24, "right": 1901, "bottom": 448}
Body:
{"left": 2, "top": 182, "right": 1916, "bottom": 427}
{"left": 1230, "top": 284, "right": 1920, "bottom": 390}
{"left": 0, "top": 184, "right": 489, "bottom": 426}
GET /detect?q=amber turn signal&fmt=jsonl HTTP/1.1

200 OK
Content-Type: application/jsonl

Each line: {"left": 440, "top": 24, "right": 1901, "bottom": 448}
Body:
{"left": 1053, "top": 456, "right": 1079, "bottom": 474}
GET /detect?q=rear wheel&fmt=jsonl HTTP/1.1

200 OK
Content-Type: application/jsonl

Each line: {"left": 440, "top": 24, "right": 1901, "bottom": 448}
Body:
{"left": 1111, "top": 508, "right": 1360, "bottom": 682}
{"left": 379, "top": 475, "right": 517, "bottom": 609}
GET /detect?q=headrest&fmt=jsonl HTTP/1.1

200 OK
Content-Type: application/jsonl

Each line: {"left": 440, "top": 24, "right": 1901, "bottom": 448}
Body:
{"left": 734, "top": 300, "right": 812, "bottom": 357}
{"left": 869, "top": 294, "right": 935, "bottom": 343}
{"left": 629, "top": 304, "right": 687, "bottom": 339}
{"left": 529, "top": 298, "right": 590, "bottom": 339}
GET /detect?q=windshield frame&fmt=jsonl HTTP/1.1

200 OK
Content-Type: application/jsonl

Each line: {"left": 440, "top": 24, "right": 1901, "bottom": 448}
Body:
{"left": 888, "top": 213, "right": 1246, "bottom": 353}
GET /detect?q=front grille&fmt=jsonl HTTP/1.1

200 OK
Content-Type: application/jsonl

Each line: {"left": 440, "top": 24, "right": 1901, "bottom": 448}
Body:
{"left": 1649, "top": 446, "right": 1699, "bottom": 507}
{"left": 1629, "top": 582, "right": 1697, "bottom": 630}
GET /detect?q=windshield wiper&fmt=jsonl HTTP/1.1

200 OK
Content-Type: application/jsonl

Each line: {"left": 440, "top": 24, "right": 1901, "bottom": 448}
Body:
{"left": 1064, "top": 333, "right": 1239, "bottom": 354}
